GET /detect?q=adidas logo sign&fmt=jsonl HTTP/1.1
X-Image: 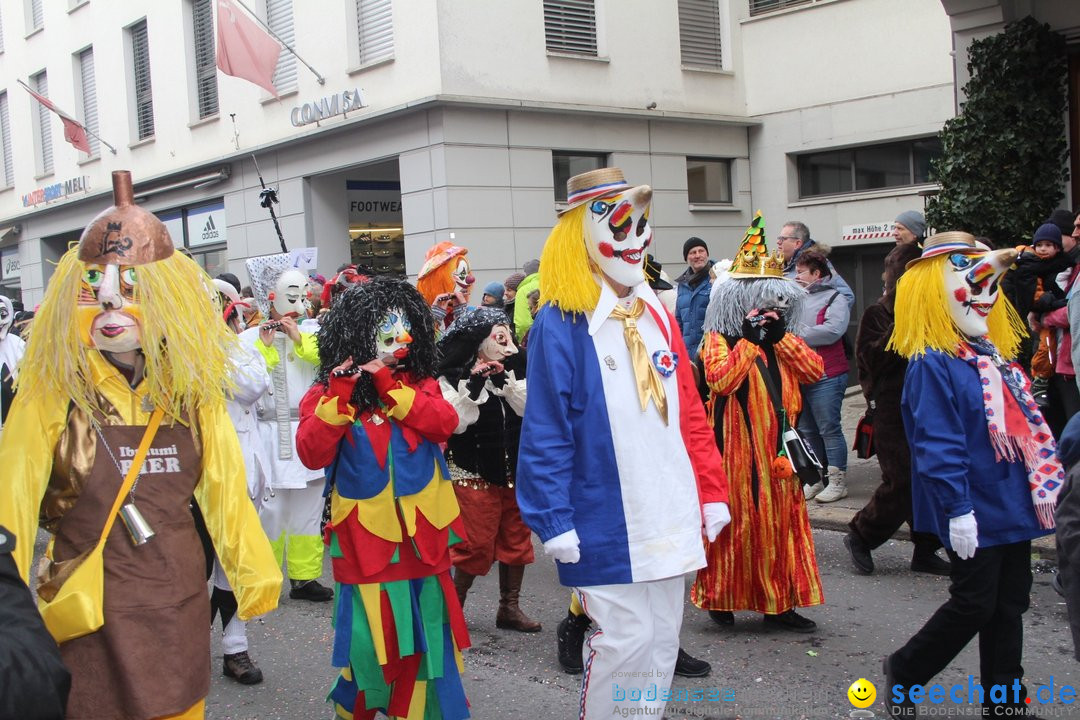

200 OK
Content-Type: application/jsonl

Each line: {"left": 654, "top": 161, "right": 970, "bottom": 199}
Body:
{"left": 201, "top": 215, "right": 220, "bottom": 242}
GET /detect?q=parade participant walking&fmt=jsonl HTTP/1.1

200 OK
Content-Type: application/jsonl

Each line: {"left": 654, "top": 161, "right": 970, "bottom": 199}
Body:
{"left": 436, "top": 307, "right": 541, "bottom": 632}
{"left": 296, "top": 277, "right": 470, "bottom": 720}
{"left": 240, "top": 255, "right": 333, "bottom": 602}
{"left": 691, "top": 212, "right": 825, "bottom": 633}
{"left": 516, "top": 167, "right": 729, "bottom": 719}
{"left": 883, "top": 232, "right": 1060, "bottom": 717}
{"left": 844, "top": 243, "right": 951, "bottom": 576}
{"left": 0, "top": 171, "right": 280, "bottom": 720}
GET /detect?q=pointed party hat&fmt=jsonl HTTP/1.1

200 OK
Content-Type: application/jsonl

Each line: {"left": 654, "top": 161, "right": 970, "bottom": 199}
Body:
{"left": 728, "top": 211, "right": 785, "bottom": 278}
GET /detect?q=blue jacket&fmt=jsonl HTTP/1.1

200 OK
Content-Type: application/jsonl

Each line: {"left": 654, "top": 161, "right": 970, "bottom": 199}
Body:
{"left": 901, "top": 351, "right": 1053, "bottom": 549}
{"left": 675, "top": 262, "right": 713, "bottom": 355}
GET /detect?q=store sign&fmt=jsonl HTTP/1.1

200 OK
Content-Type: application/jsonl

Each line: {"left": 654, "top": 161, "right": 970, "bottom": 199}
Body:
{"left": 841, "top": 221, "right": 895, "bottom": 245}
{"left": 21, "top": 175, "right": 91, "bottom": 208}
{"left": 290, "top": 88, "right": 367, "bottom": 128}
{"left": 347, "top": 181, "right": 402, "bottom": 225}
{"left": 186, "top": 202, "right": 228, "bottom": 247}
{"left": 1, "top": 248, "right": 19, "bottom": 280}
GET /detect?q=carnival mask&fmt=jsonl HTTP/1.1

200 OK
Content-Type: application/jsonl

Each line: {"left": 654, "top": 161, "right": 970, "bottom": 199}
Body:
{"left": 0, "top": 297, "right": 12, "bottom": 340}
{"left": 453, "top": 258, "right": 474, "bottom": 295}
{"left": 270, "top": 269, "right": 311, "bottom": 318}
{"left": 78, "top": 263, "right": 143, "bottom": 353}
{"left": 376, "top": 307, "right": 413, "bottom": 364}
{"left": 584, "top": 185, "right": 654, "bottom": 288}
{"left": 942, "top": 248, "right": 1016, "bottom": 338}
{"left": 478, "top": 323, "right": 518, "bottom": 362}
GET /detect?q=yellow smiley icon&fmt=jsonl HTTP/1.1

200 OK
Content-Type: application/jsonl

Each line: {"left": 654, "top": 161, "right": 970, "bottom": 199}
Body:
{"left": 848, "top": 678, "right": 876, "bottom": 708}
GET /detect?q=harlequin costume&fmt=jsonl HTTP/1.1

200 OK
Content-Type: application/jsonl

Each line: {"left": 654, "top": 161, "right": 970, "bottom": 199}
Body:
{"left": 295, "top": 277, "right": 470, "bottom": 720}
{"left": 515, "top": 168, "right": 729, "bottom": 719}
{"left": 0, "top": 171, "right": 281, "bottom": 720}
{"left": 239, "top": 254, "right": 333, "bottom": 602}
{"left": 436, "top": 307, "right": 540, "bottom": 632}
{"left": 416, "top": 242, "right": 475, "bottom": 335}
{"left": 690, "top": 213, "right": 825, "bottom": 632}
{"left": 883, "top": 232, "right": 1060, "bottom": 717}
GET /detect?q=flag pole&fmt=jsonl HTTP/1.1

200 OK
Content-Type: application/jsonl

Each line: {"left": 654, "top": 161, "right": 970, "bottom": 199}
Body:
{"left": 230, "top": 0, "right": 326, "bottom": 86}
{"left": 16, "top": 79, "right": 118, "bottom": 155}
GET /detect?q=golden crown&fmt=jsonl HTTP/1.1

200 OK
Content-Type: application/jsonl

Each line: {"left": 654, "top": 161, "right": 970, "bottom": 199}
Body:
{"left": 727, "top": 210, "right": 785, "bottom": 278}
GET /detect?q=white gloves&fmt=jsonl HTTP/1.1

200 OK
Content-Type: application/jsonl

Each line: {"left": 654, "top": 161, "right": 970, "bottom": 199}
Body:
{"left": 949, "top": 511, "right": 978, "bottom": 560}
{"left": 544, "top": 528, "right": 581, "bottom": 564}
{"left": 703, "top": 502, "right": 731, "bottom": 542}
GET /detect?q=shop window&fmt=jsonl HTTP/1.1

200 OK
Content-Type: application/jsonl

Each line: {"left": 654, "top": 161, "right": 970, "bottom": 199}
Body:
{"left": 678, "top": 0, "right": 722, "bottom": 70}
{"left": 552, "top": 151, "right": 607, "bottom": 202}
{"left": 347, "top": 179, "right": 404, "bottom": 278}
{"left": 749, "top": 0, "right": 812, "bottom": 16}
{"left": 157, "top": 201, "right": 227, "bottom": 277}
{"left": 544, "top": 0, "right": 596, "bottom": 57}
{"left": 796, "top": 137, "right": 943, "bottom": 198}
{"left": 267, "top": 0, "right": 297, "bottom": 92}
{"left": 192, "top": 0, "right": 218, "bottom": 119}
{"left": 686, "top": 157, "right": 732, "bottom": 205}
{"left": 0, "top": 92, "right": 12, "bottom": 186}
{"left": 129, "top": 19, "right": 155, "bottom": 140}
{"left": 356, "top": 0, "right": 393, "bottom": 66}
{"left": 76, "top": 47, "right": 100, "bottom": 156}
{"left": 31, "top": 70, "right": 52, "bottom": 176}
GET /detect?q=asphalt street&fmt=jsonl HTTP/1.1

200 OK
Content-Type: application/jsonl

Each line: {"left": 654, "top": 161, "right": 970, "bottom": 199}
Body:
{"left": 205, "top": 527, "right": 1075, "bottom": 720}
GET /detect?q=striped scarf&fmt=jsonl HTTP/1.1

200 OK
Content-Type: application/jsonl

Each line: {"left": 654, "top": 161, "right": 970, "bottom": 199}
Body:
{"left": 960, "top": 339, "right": 1063, "bottom": 529}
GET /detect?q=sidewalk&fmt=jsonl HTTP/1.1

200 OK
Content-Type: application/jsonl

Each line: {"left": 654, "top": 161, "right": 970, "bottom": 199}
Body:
{"left": 804, "top": 388, "right": 1058, "bottom": 562}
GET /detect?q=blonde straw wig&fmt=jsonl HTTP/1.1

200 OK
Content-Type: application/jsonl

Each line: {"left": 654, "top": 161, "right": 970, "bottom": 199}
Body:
{"left": 888, "top": 254, "right": 1025, "bottom": 360}
{"left": 538, "top": 206, "right": 601, "bottom": 313}
{"left": 19, "top": 247, "right": 237, "bottom": 422}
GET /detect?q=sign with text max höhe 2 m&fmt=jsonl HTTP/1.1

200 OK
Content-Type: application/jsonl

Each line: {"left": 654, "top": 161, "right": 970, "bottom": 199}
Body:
{"left": 22, "top": 175, "right": 91, "bottom": 208}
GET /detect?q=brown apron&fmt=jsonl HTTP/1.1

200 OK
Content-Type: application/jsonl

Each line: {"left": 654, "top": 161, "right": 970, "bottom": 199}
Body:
{"left": 49, "top": 416, "right": 206, "bottom": 720}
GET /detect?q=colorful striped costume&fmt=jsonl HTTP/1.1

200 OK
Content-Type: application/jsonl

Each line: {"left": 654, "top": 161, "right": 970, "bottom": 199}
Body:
{"left": 691, "top": 331, "right": 825, "bottom": 614}
{"left": 296, "top": 367, "right": 470, "bottom": 720}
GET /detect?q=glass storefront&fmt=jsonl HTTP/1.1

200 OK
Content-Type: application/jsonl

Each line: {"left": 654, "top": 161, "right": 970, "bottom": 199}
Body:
{"left": 157, "top": 200, "right": 228, "bottom": 279}
{"left": 347, "top": 180, "right": 404, "bottom": 277}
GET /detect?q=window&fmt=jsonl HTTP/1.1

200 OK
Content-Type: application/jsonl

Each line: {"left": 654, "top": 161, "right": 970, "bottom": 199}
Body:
{"left": 0, "top": 5, "right": 6, "bottom": 53}
{"left": 192, "top": 0, "right": 217, "bottom": 118}
{"left": 544, "top": 0, "right": 596, "bottom": 56}
{"left": 552, "top": 151, "right": 607, "bottom": 202}
{"left": 76, "top": 47, "right": 100, "bottom": 156}
{"left": 31, "top": 71, "right": 52, "bottom": 175}
{"left": 129, "top": 20, "right": 154, "bottom": 140}
{"left": 678, "top": 0, "right": 722, "bottom": 70}
{"left": 686, "top": 158, "right": 732, "bottom": 204}
{"left": 267, "top": 0, "right": 297, "bottom": 92}
{"left": 796, "top": 137, "right": 943, "bottom": 198}
{"left": 749, "top": 0, "right": 812, "bottom": 16}
{"left": 26, "top": 0, "right": 43, "bottom": 32}
{"left": 0, "top": 92, "right": 11, "bottom": 186}
{"left": 356, "top": 0, "right": 393, "bottom": 66}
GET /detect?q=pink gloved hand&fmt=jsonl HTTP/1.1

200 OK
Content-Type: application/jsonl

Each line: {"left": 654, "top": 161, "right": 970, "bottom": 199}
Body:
{"left": 703, "top": 502, "right": 731, "bottom": 542}
{"left": 543, "top": 529, "right": 581, "bottom": 564}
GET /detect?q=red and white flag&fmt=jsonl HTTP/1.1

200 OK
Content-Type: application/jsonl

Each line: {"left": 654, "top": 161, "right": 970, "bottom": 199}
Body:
{"left": 216, "top": 0, "right": 281, "bottom": 97}
{"left": 20, "top": 82, "right": 91, "bottom": 154}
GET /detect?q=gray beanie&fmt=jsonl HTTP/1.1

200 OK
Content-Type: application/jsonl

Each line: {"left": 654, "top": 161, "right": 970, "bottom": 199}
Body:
{"left": 894, "top": 211, "right": 926, "bottom": 240}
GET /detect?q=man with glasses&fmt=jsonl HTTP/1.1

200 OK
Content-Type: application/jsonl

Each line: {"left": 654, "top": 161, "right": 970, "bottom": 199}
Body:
{"left": 778, "top": 221, "right": 855, "bottom": 306}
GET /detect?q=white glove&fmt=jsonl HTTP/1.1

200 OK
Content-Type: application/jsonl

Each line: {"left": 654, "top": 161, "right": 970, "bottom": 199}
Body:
{"left": 543, "top": 529, "right": 581, "bottom": 564}
{"left": 949, "top": 511, "right": 978, "bottom": 560}
{"left": 703, "top": 502, "right": 731, "bottom": 542}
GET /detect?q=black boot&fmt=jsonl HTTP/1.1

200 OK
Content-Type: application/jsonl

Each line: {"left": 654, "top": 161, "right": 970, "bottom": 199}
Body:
{"left": 673, "top": 648, "right": 711, "bottom": 678}
{"left": 556, "top": 610, "right": 592, "bottom": 674}
{"left": 289, "top": 579, "right": 334, "bottom": 602}
{"left": 910, "top": 547, "right": 951, "bottom": 576}
{"left": 844, "top": 532, "right": 874, "bottom": 575}
{"left": 453, "top": 568, "right": 476, "bottom": 609}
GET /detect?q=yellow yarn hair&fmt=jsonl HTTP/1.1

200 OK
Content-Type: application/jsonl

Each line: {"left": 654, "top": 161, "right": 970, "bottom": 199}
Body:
{"left": 889, "top": 255, "right": 1026, "bottom": 360}
{"left": 538, "top": 206, "right": 601, "bottom": 313}
{"left": 19, "top": 247, "right": 237, "bottom": 423}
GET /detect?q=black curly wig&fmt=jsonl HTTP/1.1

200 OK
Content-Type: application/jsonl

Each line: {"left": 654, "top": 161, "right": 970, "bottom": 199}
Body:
{"left": 316, "top": 276, "right": 439, "bottom": 411}
{"left": 436, "top": 307, "right": 525, "bottom": 386}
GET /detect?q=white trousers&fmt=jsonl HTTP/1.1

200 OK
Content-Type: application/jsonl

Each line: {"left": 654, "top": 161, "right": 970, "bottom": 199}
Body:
{"left": 576, "top": 576, "right": 683, "bottom": 720}
{"left": 211, "top": 560, "right": 248, "bottom": 655}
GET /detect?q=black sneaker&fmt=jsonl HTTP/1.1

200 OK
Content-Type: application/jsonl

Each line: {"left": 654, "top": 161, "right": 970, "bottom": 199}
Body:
{"left": 708, "top": 610, "right": 734, "bottom": 626}
{"left": 844, "top": 532, "right": 874, "bottom": 575}
{"left": 223, "top": 651, "right": 264, "bottom": 685}
{"left": 289, "top": 579, "right": 334, "bottom": 602}
{"left": 556, "top": 611, "right": 592, "bottom": 674}
{"left": 910, "top": 550, "right": 951, "bottom": 576}
{"left": 1053, "top": 573, "right": 1065, "bottom": 597}
{"left": 673, "top": 648, "right": 711, "bottom": 678}
{"left": 882, "top": 656, "right": 916, "bottom": 718}
{"left": 762, "top": 609, "right": 816, "bottom": 633}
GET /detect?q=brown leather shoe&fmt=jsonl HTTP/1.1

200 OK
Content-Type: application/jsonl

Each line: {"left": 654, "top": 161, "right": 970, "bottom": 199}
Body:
{"left": 495, "top": 563, "right": 541, "bottom": 632}
{"left": 223, "top": 651, "right": 263, "bottom": 685}
{"left": 453, "top": 568, "right": 476, "bottom": 608}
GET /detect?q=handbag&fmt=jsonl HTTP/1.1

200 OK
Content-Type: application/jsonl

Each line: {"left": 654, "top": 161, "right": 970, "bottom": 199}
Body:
{"left": 755, "top": 358, "right": 823, "bottom": 486}
{"left": 37, "top": 407, "right": 165, "bottom": 644}
{"left": 852, "top": 401, "right": 876, "bottom": 459}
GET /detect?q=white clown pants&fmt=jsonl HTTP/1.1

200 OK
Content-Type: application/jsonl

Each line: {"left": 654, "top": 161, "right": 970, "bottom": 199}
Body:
{"left": 211, "top": 560, "right": 248, "bottom": 655}
{"left": 258, "top": 479, "right": 326, "bottom": 581}
{"left": 576, "top": 575, "right": 683, "bottom": 720}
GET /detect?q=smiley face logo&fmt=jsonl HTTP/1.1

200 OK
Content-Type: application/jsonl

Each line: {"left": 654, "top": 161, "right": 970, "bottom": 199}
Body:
{"left": 848, "top": 678, "right": 876, "bottom": 708}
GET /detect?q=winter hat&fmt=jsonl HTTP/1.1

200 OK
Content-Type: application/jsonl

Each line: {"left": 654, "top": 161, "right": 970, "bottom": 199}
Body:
{"left": 1049, "top": 209, "right": 1076, "bottom": 236}
{"left": 483, "top": 281, "right": 505, "bottom": 300}
{"left": 1033, "top": 222, "right": 1064, "bottom": 249}
{"left": 683, "top": 237, "right": 709, "bottom": 261}
{"left": 894, "top": 211, "right": 926, "bottom": 240}
{"left": 504, "top": 272, "right": 526, "bottom": 291}
{"left": 523, "top": 259, "right": 540, "bottom": 276}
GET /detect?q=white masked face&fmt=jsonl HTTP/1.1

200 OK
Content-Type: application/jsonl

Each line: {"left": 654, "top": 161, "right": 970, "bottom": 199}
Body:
{"left": 78, "top": 263, "right": 142, "bottom": 353}
{"left": 942, "top": 249, "right": 1015, "bottom": 338}
{"left": 453, "top": 258, "right": 474, "bottom": 296}
{"left": 0, "top": 297, "right": 12, "bottom": 340}
{"left": 270, "top": 269, "right": 310, "bottom": 319}
{"left": 478, "top": 323, "right": 517, "bottom": 362}
{"left": 584, "top": 185, "right": 654, "bottom": 288}
{"left": 376, "top": 307, "right": 412, "bottom": 364}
